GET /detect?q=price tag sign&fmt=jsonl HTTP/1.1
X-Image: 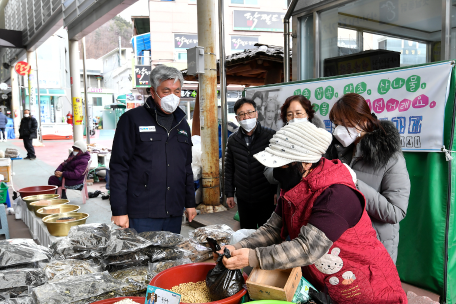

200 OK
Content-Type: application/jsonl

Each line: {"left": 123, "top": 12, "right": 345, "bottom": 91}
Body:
{"left": 14, "top": 61, "right": 31, "bottom": 76}
{"left": 145, "top": 285, "right": 181, "bottom": 304}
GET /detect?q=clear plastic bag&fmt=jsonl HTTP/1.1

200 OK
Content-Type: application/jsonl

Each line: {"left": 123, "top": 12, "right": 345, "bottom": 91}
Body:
{"left": 49, "top": 238, "right": 91, "bottom": 261}
{"left": 32, "top": 271, "right": 123, "bottom": 304}
{"left": 147, "top": 258, "right": 192, "bottom": 279}
{"left": 70, "top": 290, "right": 123, "bottom": 304}
{"left": 143, "top": 246, "right": 188, "bottom": 262}
{"left": 105, "top": 252, "right": 149, "bottom": 271}
{"left": 0, "top": 239, "right": 51, "bottom": 269}
{"left": 39, "top": 259, "right": 103, "bottom": 282}
{"left": 110, "top": 266, "right": 149, "bottom": 296}
{"left": 105, "top": 229, "right": 152, "bottom": 257}
{"left": 67, "top": 223, "right": 111, "bottom": 251}
{"left": 189, "top": 224, "right": 235, "bottom": 244}
{"left": 0, "top": 268, "right": 46, "bottom": 292}
{"left": 176, "top": 239, "right": 212, "bottom": 263}
{"left": 138, "top": 231, "right": 184, "bottom": 248}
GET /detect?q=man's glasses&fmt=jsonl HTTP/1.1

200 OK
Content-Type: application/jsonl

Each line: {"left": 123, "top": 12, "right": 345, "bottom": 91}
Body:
{"left": 237, "top": 110, "right": 256, "bottom": 119}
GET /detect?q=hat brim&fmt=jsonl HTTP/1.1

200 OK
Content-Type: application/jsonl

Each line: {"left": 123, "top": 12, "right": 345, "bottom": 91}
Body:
{"left": 253, "top": 150, "right": 296, "bottom": 168}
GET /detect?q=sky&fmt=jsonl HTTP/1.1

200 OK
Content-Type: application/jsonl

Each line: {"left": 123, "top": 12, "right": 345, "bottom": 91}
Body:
{"left": 117, "top": 0, "right": 149, "bottom": 21}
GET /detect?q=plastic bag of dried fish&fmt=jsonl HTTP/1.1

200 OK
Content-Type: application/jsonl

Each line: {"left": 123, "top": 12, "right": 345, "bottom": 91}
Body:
{"left": 39, "top": 259, "right": 103, "bottom": 282}
{"left": 0, "top": 268, "right": 46, "bottom": 293}
{"left": 0, "top": 239, "right": 51, "bottom": 269}
{"left": 67, "top": 223, "right": 111, "bottom": 252}
{"left": 110, "top": 266, "right": 149, "bottom": 296}
{"left": 104, "top": 229, "right": 152, "bottom": 257}
{"left": 138, "top": 231, "right": 184, "bottom": 247}
{"left": 32, "top": 271, "right": 123, "bottom": 304}
{"left": 105, "top": 252, "right": 149, "bottom": 272}
{"left": 147, "top": 258, "right": 192, "bottom": 279}
{"left": 0, "top": 297, "right": 35, "bottom": 304}
{"left": 176, "top": 239, "right": 212, "bottom": 263}
{"left": 142, "top": 246, "right": 189, "bottom": 262}
{"left": 189, "top": 224, "right": 234, "bottom": 244}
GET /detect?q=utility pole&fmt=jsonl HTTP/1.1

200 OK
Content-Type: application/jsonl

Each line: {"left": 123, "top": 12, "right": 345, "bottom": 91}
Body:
{"left": 82, "top": 37, "right": 90, "bottom": 144}
{"left": 69, "top": 40, "right": 83, "bottom": 142}
{"left": 218, "top": 0, "right": 227, "bottom": 206}
{"left": 197, "top": 0, "right": 223, "bottom": 212}
{"left": 35, "top": 51, "right": 43, "bottom": 143}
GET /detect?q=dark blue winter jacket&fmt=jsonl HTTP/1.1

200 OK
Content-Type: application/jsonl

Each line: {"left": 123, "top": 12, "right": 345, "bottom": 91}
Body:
{"left": 109, "top": 97, "right": 195, "bottom": 219}
{"left": 0, "top": 113, "right": 8, "bottom": 129}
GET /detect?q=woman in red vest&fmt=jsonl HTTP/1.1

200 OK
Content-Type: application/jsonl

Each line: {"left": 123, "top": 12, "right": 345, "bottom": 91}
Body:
{"left": 218, "top": 121, "right": 407, "bottom": 303}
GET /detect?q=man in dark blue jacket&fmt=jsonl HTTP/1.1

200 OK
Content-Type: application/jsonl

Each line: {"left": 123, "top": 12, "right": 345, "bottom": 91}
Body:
{"left": 110, "top": 66, "right": 196, "bottom": 233}
{"left": 0, "top": 110, "right": 8, "bottom": 142}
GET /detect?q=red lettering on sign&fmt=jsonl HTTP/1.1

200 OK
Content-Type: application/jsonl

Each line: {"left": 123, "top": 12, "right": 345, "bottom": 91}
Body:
{"left": 14, "top": 61, "right": 31, "bottom": 76}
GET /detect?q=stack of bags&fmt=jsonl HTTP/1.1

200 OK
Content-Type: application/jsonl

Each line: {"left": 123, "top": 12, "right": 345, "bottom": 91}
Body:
{"left": 190, "top": 224, "right": 235, "bottom": 249}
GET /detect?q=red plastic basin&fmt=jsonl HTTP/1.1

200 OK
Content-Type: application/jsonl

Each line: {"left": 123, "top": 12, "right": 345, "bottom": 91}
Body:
{"left": 91, "top": 296, "right": 145, "bottom": 304}
{"left": 18, "top": 185, "right": 58, "bottom": 198}
{"left": 149, "top": 263, "right": 248, "bottom": 304}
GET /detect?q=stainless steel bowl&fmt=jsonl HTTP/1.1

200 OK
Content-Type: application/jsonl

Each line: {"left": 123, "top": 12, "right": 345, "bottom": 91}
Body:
{"left": 42, "top": 212, "right": 89, "bottom": 236}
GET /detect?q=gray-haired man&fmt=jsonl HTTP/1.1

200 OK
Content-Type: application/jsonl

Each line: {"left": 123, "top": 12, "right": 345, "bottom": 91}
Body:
{"left": 110, "top": 65, "right": 196, "bottom": 233}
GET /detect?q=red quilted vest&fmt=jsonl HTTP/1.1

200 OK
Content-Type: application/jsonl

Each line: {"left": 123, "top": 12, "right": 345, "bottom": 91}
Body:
{"left": 281, "top": 158, "right": 407, "bottom": 304}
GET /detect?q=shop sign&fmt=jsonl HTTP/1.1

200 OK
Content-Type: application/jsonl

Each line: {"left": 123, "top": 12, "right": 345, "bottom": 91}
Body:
{"left": 88, "top": 87, "right": 103, "bottom": 93}
{"left": 72, "top": 97, "right": 83, "bottom": 125}
{"left": 135, "top": 65, "right": 151, "bottom": 88}
{"left": 181, "top": 89, "right": 197, "bottom": 98}
{"left": 231, "top": 36, "right": 259, "bottom": 51}
{"left": 245, "top": 61, "right": 454, "bottom": 152}
{"left": 14, "top": 61, "right": 32, "bottom": 76}
{"left": 174, "top": 34, "right": 198, "bottom": 49}
{"left": 233, "top": 10, "right": 285, "bottom": 32}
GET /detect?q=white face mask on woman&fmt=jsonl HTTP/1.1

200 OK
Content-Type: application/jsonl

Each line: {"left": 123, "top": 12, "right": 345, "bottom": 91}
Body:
{"left": 24, "top": 114, "right": 29, "bottom": 118}
{"left": 155, "top": 92, "right": 180, "bottom": 113}
{"left": 288, "top": 117, "right": 308, "bottom": 124}
{"left": 333, "top": 125, "right": 360, "bottom": 147}
{"left": 239, "top": 118, "right": 257, "bottom": 132}
{"left": 73, "top": 151, "right": 79, "bottom": 156}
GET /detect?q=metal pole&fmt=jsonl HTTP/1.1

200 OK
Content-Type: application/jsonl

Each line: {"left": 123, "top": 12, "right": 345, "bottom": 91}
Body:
{"left": 69, "top": 40, "right": 83, "bottom": 142}
{"left": 218, "top": 0, "right": 227, "bottom": 205}
{"left": 283, "top": 0, "right": 299, "bottom": 83}
{"left": 82, "top": 37, "right": 90, "bottom": 144}
{"left": 441, "top": 0, "right": 450, "bottom": 60}
{"left": 35, "top": 51, "right": 42, "bottom": 143}
{"left": 313, "top": 11, "right": 321, "bottom": 78}
{"left": 10, "top": 67, "right": 21, "bottom": 138}
{"left": 119, "top": 36, "right": 122, "bottom": 67}
{"left": 197, "top": 0, "right": 221, "bottom": 208}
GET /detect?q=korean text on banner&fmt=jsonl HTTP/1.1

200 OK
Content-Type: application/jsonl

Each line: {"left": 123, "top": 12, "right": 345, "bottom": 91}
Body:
{"left": 72, "top": 97, "right": 83, "bottom": 125}
{"left": 245, "top": 61, "right": 454, "bottom": 152}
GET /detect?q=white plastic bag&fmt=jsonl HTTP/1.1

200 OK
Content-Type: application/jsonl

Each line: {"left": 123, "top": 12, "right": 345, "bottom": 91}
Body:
{"left": 13, "top": 198, "right": 22, "bottom": 220}
{"left": 229, "top": 229, "right": 256, "bottom": 245}
{"left": 191, "top": 135, "right": 202, "bottom": 181}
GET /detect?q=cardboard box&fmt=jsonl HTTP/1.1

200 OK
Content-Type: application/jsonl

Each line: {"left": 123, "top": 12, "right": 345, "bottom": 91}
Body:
{"left": 246, "top": 267, "right": 302, "bottom": 301}
{"left": 0, "top": 165, "right": 11, "bottom": 182}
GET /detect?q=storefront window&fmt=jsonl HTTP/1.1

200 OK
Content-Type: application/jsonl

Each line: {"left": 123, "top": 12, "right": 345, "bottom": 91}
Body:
{"left": 319, "top": 0, "right": 442, "bottom": 77}
{"left": 93, "top": 97, "right": 102, "bottom": 106}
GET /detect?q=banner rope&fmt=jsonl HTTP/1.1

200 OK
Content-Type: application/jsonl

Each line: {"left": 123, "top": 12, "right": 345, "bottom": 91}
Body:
{"left": 441, "top": 146, "right": 454, "bottom": 161}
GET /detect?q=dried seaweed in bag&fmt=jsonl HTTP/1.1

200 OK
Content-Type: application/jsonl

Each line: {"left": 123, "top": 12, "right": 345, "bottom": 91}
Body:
{"left": 143, "top": 246, "right": 188, "bottom": 262}
{"left": 105, "top": 252, "right": 149, "bottom": 272}
{"left": 176, "top": 239, "right": 212, "bottom": 263}
{"left": 110, "top": 266, "right": 149, "bottom": 296}
{"left": 105, "top": 229, "right": 152, "bottom": 257}
{"left": 189, "top": 224, "right": 234, "bottom": 244}
{"left": 67, "top": 223, "right": 111, "bottom": 251}
{"left": 39, "top": 259, "right": 103, "bottom": 282}
{"left": 0, "top": 268, "right": 46, "bottom": 292}
{"left": 0, "top": 239, "right": 51, "bottom": 269}
{"left": 70, "top": 290, "right": 123, "bottom": 304}
{"left": 49, "top": 238, "right": 91, "bottom": 260}
{"left": 32, "top": 271, "right": 123, "bottom": 304}
{"left": 138, "top": 231, "right": 184, "bottom": 247}
{"left": 7, "top": 297, "right": 35, "bottom": 304}
{"left": 147, "top": 258, "right": 192, "bottom": 279}
{"left": 206, "top": 248, "right": 244, "bottom": 301}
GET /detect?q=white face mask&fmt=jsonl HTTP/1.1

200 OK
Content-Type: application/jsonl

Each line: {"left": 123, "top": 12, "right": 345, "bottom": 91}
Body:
{"left": 73, "top": 151, "right": 79, "bottom": 156}
{"left": 288, "top": 117, "right": 308, "bottom": 124}
{"left": 333, "top": 125, "right": 360, "bottom": 147}
{"left": 239, "top": 118, "right": 257, "bottom": 132}
{"left": 24, "top": 114, "right": 29, "bottom": 118}
{"left": 155, "top": 92, "right": 180, "bottom": 113}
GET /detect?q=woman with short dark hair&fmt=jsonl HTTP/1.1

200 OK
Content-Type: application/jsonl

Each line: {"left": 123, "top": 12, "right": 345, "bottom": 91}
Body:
{"left": 280, "top": 95, "right": 325, "bottom": 128}
{"left": 325, "top": 93, "right": 410, "bottom": 264}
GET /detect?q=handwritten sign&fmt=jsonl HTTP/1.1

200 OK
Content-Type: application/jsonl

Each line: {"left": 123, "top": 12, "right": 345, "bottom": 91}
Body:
{"left": 14, "top": 61, "right": 31, "bottom": 76}
{"left": 245, "top": 61, "right": 454, "bottom": 152}
{"left": 231, "top": 36, "right": 258, "bottom": 51}
{"left": 174, "top": 34, "right": 198, "bottom": 49}
{"left": 72, "top": 97, "right": 83, "bottom": 125}
{"left": 145, "top": 285, "right": 181, "bottom": 304}
{"left": 135, "top": 65, "right": 152, "bottom": 88}
{"left": 233, "top": 10, "right": 285, "bottom": 32}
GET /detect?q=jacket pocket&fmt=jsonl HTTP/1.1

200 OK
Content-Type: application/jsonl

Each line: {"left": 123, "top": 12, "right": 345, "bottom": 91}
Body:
{"left": 134, "top": 172, "right": 149, "bottom": 198}
{"left": 139, "top": 132, "right": 163, "bottom": 142}
{"left": 177, "top": 135, "right": 190, "bottom": 144}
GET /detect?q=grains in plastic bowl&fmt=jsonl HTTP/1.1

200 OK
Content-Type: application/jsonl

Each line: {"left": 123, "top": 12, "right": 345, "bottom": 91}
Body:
{"left": 113, "top": 299, "right": 142, "bottom": 304}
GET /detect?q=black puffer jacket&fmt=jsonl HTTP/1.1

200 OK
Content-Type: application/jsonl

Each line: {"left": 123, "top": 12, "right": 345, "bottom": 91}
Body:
{"left": 19, "top": 116, "right": 38, "bottom": 139}
{"left": 224, "top": 123, "right": 276, "bottom": 203}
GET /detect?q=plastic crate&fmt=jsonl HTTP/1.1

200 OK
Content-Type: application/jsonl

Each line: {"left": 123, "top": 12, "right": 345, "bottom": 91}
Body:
{"left": 0, "top": 183, "right": 8, "bottom": 204}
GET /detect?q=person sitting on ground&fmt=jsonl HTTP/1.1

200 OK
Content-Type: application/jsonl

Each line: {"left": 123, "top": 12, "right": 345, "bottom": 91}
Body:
{"left": 48, "top": 140, "right": 90, "bottom": 199}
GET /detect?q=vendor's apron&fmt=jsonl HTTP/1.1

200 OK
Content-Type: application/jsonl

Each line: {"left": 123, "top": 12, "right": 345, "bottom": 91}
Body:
{"left": 281, "top": 159, "right": 407, "bottom": 304}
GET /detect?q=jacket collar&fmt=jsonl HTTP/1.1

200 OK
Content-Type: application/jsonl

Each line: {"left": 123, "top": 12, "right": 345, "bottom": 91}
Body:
{"left": 144, "top": 96, "right": 186, "bottom": 124}
{"left": 233, "top": 122, "right": 262, "bottom": 148}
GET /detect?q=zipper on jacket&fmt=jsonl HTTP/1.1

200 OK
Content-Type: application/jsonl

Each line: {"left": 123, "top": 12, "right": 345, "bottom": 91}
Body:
{"left": 155, "top": 111, "right": 187, "bottom": 216}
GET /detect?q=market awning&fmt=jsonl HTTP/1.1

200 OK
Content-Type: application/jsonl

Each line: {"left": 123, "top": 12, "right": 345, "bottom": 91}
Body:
{"left": 133, "top": 17, "right": 150, "bottom": 35}
{"left": 116, "top": 95, "right": 127, "bottom": 104}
